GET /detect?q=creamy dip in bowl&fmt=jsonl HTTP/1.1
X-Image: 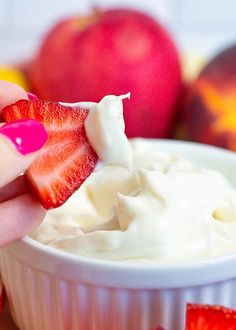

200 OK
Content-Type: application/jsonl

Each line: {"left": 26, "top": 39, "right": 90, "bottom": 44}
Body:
{"left": 2, "top": 95, "right": 236, "bottom": 330}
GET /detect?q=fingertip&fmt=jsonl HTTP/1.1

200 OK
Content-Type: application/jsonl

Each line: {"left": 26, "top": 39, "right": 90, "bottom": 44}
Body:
{"left": 0, "top": 80, "right": 28, "bottom": 112}
{"left": 0, "top": 194, "right": 46, "bottom": 247}
{"left": 0, "top": 176, "right": 29, "bottom": 203}
{"left": 16, "top": 194, "right": 47, "bottom": 230}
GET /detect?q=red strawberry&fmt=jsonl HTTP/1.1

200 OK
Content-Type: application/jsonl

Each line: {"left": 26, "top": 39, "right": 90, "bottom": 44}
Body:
{"left": 2, "top": 100, "right": 98, "bottom": 209}
{"left": 186, "top": 303, "right": 236, "bottom": 330}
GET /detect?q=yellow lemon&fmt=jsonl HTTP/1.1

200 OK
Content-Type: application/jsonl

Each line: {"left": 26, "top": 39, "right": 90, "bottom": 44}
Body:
{"left": 0, "top": 66, "right": 29, "bottom": 90}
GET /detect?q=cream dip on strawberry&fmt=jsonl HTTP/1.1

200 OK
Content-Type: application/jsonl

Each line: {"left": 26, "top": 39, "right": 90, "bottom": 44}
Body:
{"left": 61, "top": 93, "right": 132, "bottom": 169}
{"left": 31, "top": 95, "right": 236, "bottom": 264}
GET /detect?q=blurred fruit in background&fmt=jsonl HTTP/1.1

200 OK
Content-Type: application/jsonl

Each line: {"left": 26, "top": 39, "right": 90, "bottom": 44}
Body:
{"left": 181, "top": 53, "right": 206, "bottom": 83}
{"left": 171, "top": 82, "right": 189, "bottom": 140}
{"left": 172, "top": 54, "right": 206, "bottom": 140}
{"left": 28, "top": 8, "right": 182, "bottom": 138}
{"left": 0, "top": 66, "right": 29, "bottom": 91}
{"left": 186, "top": 45, "right": 236, "bottom": 151}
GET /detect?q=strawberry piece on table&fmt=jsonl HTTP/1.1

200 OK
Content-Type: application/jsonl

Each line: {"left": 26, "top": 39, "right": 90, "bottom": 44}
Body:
{"left": 186, "top": 303, "right": 236, "bottom": 330}
{"left": 2, "top": 100, "right": 98, "bottom": 209}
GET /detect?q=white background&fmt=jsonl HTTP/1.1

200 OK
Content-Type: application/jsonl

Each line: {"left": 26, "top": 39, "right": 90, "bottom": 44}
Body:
{"left": 1, "top": 0, "right": 236, "bottom": 64}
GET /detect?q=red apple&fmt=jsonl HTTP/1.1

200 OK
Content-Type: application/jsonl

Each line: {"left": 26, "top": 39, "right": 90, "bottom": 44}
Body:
{"left": 186, "top": 45, "right": 236, "bottom": 150}
{"left": 29, "top": 9, "right": 181, "bottom": 138}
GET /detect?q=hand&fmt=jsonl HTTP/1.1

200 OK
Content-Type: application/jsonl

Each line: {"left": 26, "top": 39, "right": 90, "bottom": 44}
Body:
{"left": 0, "top": 80, "right": 47, "bottom": 247}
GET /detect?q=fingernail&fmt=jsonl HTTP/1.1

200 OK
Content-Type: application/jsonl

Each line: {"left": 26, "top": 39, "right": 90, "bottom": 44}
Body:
{"left": 27, "top": 92, "right": 38, "bottom": 101}
{"left": 0, "top": 119, "right": 47, "bottom": 155}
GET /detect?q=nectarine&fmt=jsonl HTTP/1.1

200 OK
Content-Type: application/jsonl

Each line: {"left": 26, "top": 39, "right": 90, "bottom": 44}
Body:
{"left": 186, "top": 45, "right": 236, "bottom": 150}
{"left": 29, "top": 9, "right": 181, "bottom": 138}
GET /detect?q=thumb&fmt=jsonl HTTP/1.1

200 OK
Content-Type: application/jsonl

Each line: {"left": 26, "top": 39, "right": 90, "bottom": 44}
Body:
{"left": 0, "top": 80, "right": 28, "bottom": 113}
{"left": 0, "top": 119, "right": 47, "bottom": 187}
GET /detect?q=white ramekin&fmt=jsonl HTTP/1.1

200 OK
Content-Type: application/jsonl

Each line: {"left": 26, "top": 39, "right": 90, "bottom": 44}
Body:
{"left": 2, "top": 139, "right": 236, "bottom": 330}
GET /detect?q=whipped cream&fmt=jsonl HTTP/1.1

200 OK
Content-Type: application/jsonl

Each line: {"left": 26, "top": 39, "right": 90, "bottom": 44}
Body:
{"left": 32, "top": 96, "right": 236, "bottom": 264}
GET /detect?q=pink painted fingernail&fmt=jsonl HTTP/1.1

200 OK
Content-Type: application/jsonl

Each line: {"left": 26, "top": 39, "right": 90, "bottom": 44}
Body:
{"left": 0, "top": 119, "right": 47, "bottom": 155}
{"left": 27, "top": 92, "right": 38, "bottom": 101}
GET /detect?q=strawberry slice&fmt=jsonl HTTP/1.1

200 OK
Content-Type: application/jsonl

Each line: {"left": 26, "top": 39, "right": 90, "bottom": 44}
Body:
{"left": 2, "top": 100, "right": 98, "bottom": 209}
{"left": 186, "top": 303, "right": 236, "bottom": 330}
